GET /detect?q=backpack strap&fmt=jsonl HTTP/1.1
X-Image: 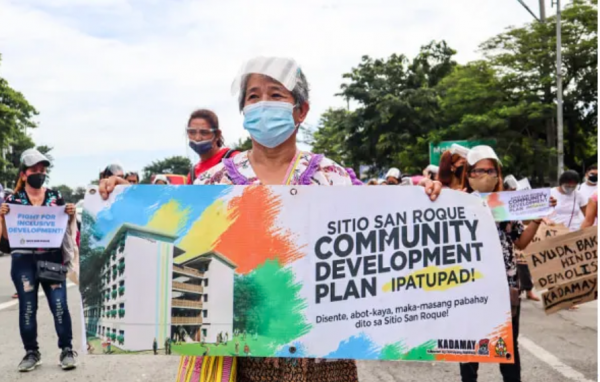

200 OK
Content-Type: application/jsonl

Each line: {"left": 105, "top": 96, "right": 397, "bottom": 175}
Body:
{"left": 223, "top": 149, "right": 236, "bottom": 159}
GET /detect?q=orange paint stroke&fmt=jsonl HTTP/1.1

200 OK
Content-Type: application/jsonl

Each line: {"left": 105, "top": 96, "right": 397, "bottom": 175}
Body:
{"left": 486, "top": 193, "right": 504, "bottom": 209}
{"left": 213, "top": 186, "right": 305, "bottom": 274}
{"left": 434, "top": 312, "right": 514, "bottom": 364}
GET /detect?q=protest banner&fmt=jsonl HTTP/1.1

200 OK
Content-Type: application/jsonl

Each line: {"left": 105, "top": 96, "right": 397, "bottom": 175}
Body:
{"left": 80, "top": 186, "right": 514, "bottom": 363}
{"left": 480, "top": 189, "right": 552, "bottom": 222}
{"left": 4, "top": 205, "right": 68, "bottom": 248}
{"left": 516, "top": 178, "right": 531, "bottom": 191}
{"left": 541, "top": 274, "right": 597, "bottom": 314}
{"left": 524, "top": 226, "right": 598, "bottom": 291}
{"left": 515, "top": 222, "right": 569, "bottom": 264}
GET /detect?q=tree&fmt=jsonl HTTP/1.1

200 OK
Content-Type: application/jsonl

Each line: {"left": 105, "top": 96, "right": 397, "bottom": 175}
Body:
{"left": 310, "top": 41, "right": 456, "bottom": 175}
{"left": 53, "top": 184, "right": 86, "bottom": 203}
{"left": 234, "top": 137, "right": 253, "bottom": 152}
{"left": 0, "top": 54, "right": 39, "bottom": 188}
{"left": 479, "top": 0, "right": 597, "bottom": 181}
{"left": 141, "top": 156, "right": 192, "bottom": 183}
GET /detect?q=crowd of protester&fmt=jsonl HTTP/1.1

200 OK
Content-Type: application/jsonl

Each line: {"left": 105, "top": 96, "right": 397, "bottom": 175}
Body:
{"left": 0, "top": 55, "right": 596, "bottom": 382}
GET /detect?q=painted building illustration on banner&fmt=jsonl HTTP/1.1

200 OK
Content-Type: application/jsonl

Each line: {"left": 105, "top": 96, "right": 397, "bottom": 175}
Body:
{"left": 83, "top": 223, "right": 235, "bottom": 352}
{"left": 81, "top": 185, "right": 515, "bottom": 362}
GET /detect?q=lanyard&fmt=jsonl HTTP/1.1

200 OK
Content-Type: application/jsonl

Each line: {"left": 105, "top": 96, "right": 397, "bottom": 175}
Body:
{"left": 283, "top": 152, "right": 303, "bottom": 185}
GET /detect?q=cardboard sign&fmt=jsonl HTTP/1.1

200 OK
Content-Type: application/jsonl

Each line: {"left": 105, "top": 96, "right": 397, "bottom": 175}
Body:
{"left": 480, "top": 189, "right": 552, "bottom": 222}
{"left": 515, "top": 223, "right": 570, "bottom": 264}
{"left": 4, "top": 205, "right": 68, "bottom": 248}
{"left": 81, "top": 186, "right": 515, "bottom": 363}
{"left": 524, "top": 226, "right": 598, "bottom": 290}
{"left": 541, "top": 274, "right": 597, "bottom": 315}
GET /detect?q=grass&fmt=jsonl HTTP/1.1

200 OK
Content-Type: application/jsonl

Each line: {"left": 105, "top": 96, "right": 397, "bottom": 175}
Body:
{"left": 172, "top": 334, "right": 276, "bottom": 357}
{"left": 87, "top": 336, "right": 156, "bottom": 355}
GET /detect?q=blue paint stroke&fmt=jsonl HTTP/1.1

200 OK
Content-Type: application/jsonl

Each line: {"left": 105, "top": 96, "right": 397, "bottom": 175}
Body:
{"left": 324, "top": 332, "right": 381, "bottom": 360}
{"left": 275, "top": 341, "right": 310, "bottom": 358}
{"left": 94, "top": 185, "right": 230, "bottom": 245}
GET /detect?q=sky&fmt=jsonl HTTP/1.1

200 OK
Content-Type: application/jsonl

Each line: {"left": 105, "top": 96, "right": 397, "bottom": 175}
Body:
{"left": 0, "top": 0, "right": 556, "bottom": 188}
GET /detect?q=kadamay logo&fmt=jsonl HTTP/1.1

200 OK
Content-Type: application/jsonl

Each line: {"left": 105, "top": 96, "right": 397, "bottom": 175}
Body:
{"left": 437, "top": 339, "right": 476, "bottom": 351}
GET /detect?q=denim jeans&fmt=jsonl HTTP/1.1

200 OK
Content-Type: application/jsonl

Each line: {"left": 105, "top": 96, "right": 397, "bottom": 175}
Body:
{"left": 10, "top": 251, "right": 73, "bottom": 352}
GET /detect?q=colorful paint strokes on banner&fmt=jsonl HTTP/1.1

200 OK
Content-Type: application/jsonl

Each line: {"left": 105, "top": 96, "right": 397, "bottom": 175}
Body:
{"left": 481, "top": 188, "right": 552, "bottom": 222}
{"left": 80, "top": 185, "right": 514, "bottom": 363}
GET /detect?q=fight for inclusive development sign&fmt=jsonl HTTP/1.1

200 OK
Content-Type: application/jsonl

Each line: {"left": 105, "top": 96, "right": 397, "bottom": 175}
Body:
{"left": 4, "top": 205, "right": 68, "bottom": 248}
{"left": 81, "top": 186, "right": 515, "bottom": 363}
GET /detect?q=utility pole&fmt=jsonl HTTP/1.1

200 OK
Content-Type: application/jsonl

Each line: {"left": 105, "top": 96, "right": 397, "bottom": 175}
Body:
{"left": 539, "top": 0, "right": 546, "bottom": 20}
{"left": 554, "top": 0, "right": 564, "bottom": 177}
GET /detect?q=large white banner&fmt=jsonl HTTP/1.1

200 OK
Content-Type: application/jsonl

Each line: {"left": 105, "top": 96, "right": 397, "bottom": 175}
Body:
{"left": 81, "top": 185, "right": 514, "bottom": 363}
{"left": 5, "top": 205, "right": 68, "bottom": 248}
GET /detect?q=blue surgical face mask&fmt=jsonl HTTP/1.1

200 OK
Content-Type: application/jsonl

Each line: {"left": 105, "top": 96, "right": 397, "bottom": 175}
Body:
{"left": 243, "top": 101, "right": 298, "bottom": 148}
{"left": 189, "top": 139, "right": 214, "bottom": 155}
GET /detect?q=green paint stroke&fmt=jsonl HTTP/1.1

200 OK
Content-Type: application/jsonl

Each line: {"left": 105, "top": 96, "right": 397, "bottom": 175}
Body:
{"left": 380, "top": 340, "right": 437, "bottom": 361}
{"left": 401, "top": 340, "right": 437, "bottom": 361}
{"left": 233, "top": 259, "right": 311, "bottom": 351}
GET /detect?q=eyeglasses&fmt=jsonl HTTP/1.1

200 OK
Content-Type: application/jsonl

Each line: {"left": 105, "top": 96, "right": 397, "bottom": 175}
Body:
{"left": 470, "top": 168, "right": 498, "bottom": 177}
{"left": 186, "top": 128, "right": 215, "bottom": 138}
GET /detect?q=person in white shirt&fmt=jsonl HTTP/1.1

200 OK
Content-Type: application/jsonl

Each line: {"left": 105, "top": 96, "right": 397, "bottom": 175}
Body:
{"left": 578, "top": 164, "right": 597, "bottom": 202}
{"left": 550, "top": 170, "right": 588, "bottom": 231}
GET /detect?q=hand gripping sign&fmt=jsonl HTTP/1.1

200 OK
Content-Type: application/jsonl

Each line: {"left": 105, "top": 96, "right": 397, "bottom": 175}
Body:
{"left": 81, "top": 185, "right": 514, "bottom": 363}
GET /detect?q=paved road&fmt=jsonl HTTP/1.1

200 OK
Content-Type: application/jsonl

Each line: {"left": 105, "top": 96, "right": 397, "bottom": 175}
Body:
{"left": 0, "top": 255, "right": 596, "bottom": 382}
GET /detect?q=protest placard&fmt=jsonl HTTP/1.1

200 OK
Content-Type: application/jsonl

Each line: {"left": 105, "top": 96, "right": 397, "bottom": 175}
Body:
{"left": 4, "top": 205, "right": 68, "bottom": 248}
{"left": 80, "top": 186, "right": 514, "bottom": 363}
{"left": 541, "top": 274, "right": 597, "bottom": 314}
{"left": 516, "top": 178, "right": 532, "bottom": 191}
{"left": 524, "top": 226, "right": 598, "bottom": 290}
{"left": 515, "top": 222, "right": 570, "bottom": 264}
{"left": 481, "top": 189, "right": 551, "bottom": 222}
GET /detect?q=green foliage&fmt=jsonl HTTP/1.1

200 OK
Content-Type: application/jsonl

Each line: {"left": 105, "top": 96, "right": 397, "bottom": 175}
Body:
{"left": 233, "top": 260, "right": 311, "bottom": 346}
{"left": 141, "top": 156, "right": 192, "bottom": 184}
{"left": 53, "top": 185, "right": 86, "bottom": 203}
{"left": 0, "top": 54, "right": 39, "bottom": 188}
{"left": 310, "top": 1, "right": 597, "bottom": 185}
{"left": 234, "top": 137, "right": 253, "bottom": 152}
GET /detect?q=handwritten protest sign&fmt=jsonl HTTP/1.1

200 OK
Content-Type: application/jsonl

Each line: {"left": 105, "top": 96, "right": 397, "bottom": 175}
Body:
{"left": 4, "top": 205, "right": 68, "bottom": 248}
{"left": 542, "top": 274, "right": 597, "bottom": 315}
{"left": 515, "top": 222, "right": 569, "bottom": 264}
{"left": 481, "top": 189, "right": 551, "bottom": 222}
{"left": 81, "top": 186, "right": 515, "bottom": 363}
{"left": 524, "top": 226, "right": 597, "bottom": 290}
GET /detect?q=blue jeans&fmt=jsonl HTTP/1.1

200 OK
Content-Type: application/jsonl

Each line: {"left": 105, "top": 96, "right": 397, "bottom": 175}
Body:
{"left": 11, "top": 251, "right": 73, "bottom": 352}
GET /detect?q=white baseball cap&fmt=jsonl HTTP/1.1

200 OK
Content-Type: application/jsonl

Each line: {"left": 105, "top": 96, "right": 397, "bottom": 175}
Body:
{"left": 20, "top": 149, "right": 51, "bottom": 168}
{"left": 449, "top": 144, "right": 470, "bottom": 158}
{"left": 467, "top": 145, "right": 502, "bottom": 166}
{"left": 385, "top": 168, "right": 402, "bottom": 180}
{"left": 232, "top": 56, "right": 301, "bottom": 95}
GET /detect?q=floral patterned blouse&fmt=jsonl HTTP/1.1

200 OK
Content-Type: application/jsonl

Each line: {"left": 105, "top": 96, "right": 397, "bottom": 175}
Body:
{"left": 195, "top": 151, "right": 360, "bottom": 186}
{"left": 497, "top": 221, "right": 524, "bottom": 288}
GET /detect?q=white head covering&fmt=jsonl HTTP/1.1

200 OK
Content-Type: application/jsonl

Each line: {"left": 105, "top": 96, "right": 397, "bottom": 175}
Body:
{"left": 153, "top": 175, "right": 169, "bottom": 185}
{"left": 385, "top": 168, "right": 402, "bottom": 180}
{"left": 231, "top": 56, "right": 301, "bottom": 95}
{"left": 467, "top": 146, "right": 502, "bottom": 166}
{"left": 449, "top": 144, "right": 470, "bottom": 158}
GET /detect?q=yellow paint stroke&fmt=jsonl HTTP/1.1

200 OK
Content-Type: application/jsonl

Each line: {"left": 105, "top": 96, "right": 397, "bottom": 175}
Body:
{"left": 174, "top": 199, "right": 232, "bottom": 264}
{"left": 146, "top": 200, "right": 190, "bottom": 236}
{"left": 382, "top": 266, "right": 484, "bottom": 292}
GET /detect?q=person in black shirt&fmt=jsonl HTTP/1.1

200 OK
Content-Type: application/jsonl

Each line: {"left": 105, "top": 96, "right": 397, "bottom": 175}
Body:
{"left": 0, "top": 149, "right": 78, "bottom": 372}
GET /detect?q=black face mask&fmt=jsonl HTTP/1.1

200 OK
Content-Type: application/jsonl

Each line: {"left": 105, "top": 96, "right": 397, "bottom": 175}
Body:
{"left": 26, "top": 173, "right": 47, "bottom": 189}
{"left": 454, "top": 166, "right": 464, "bottom": 179}
{"left": 588, "top": 174, "right": 598, "bottom": 184}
